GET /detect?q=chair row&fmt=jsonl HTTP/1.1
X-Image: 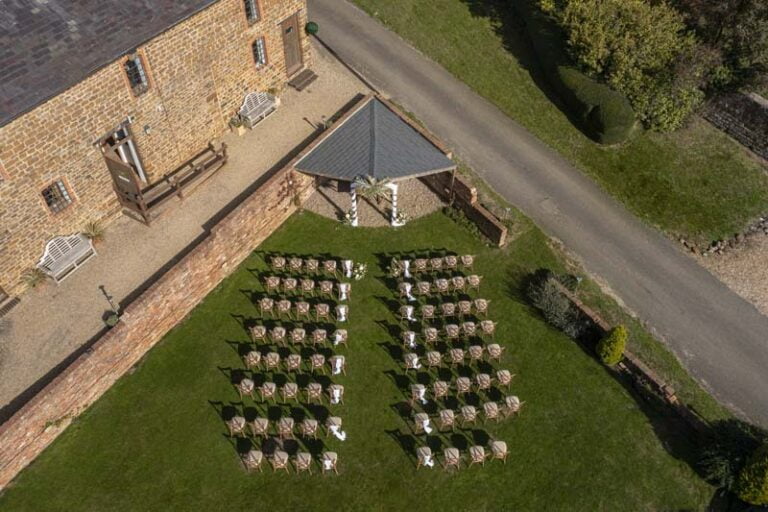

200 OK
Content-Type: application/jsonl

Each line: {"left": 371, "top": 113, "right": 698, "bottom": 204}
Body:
{"left": 398, "top": 276, "right": 482, "bottom": 299}
{"left": 249, "top": 326, "right": 348, "bottom": 347}
{"left": 411, "top": 399, "right": 522, "bottom": 434}
{"left": 235, "top": 379, "right": 346, "bottom": 404}
{"left": 401, "top": 321, "right": 497, "bottom": 342}
{"left": 399, "top": 300, "right": 491, "bottom": 324}
{"left": 416, "top": 442, "right": 507, "bottom": 471}
{"left": 270, "top": 256, "right": 355, "bottom": 278}
{"left": 402, "top": 344, "right": 506, "bottom": 370}
{"left": 408, "top": 372, "right": 515, "bottom": 404}
{"left": 227, "top": 414, "right": 346, "bottom": 441}
{"left": 242, "top": 449, "right": 340, "bottom": 474}
{"left": 264, "top": 276, "right": 351, "bottom": 300}
{"left": 242, "top": 351, "right": 347, "bottom": 376}
{"left": 258, "top": 298, "right": 349, "bottom": 322}
{"left": 390, "top": 254, "right": 475, "bottom": 277}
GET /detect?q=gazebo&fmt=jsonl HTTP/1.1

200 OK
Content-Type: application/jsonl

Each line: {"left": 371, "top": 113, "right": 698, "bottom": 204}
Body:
{"left": 295, "top": 94, "right": 457, "bottom": 226}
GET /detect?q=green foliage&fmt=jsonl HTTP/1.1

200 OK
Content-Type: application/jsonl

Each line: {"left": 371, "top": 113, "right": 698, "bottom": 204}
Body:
{"left": 22, "top": 268, "right": 47, "bottom": 289}
{"left": 354, "top": 176, "right": 391, "bottom": 206}
{"left": 443, "top": 205, "right": 491, "bottom": 245}
{"left": 526, "top": 269, "right": 586, "bottom": 338}
{"left": 596, "top": 325, "right": 627, "bottom": 365}
{"left": 82, "top": 221, "right": 105, "bottom": 244}
{"left": 700, "top": 420, "right": 764, "bottom": 491}
{"left": 543, "top": 0, "right": 706, "bottom": 131}
{"left": 736, "top": 444, "right": 768, "bottom": 505}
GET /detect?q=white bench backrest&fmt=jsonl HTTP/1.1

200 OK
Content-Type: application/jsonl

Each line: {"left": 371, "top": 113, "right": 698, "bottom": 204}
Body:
{"left": 38, "top": 234, "right": 89, "bottom": 271}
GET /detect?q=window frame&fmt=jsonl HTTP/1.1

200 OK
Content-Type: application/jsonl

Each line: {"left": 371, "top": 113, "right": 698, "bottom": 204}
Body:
{"left": 244, "top": 0, "right": 262, "bottom": 24}
{"left": 251, "top": 36, "right": 268, "bottom": 68}
{"left": 40, "top": 178, "right": 75, "bottom": 215}
{"left": 122, "top": 52, "right": 151, "bottom": 97}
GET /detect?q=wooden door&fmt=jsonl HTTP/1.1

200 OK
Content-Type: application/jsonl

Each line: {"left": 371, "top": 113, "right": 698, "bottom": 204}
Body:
{"left": 281, "top": 13, "right": 303, "bottom": 76}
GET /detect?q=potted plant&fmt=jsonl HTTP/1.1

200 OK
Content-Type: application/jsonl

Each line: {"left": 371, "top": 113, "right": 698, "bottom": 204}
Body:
{"left": 82, "top": 220, "right": 105, "bottom": 245}
{"left": 104, "top": 311, "right": 120, "bottom": 328}
{"left": 229, "top": 115, "right": 247, "bottom": 136}
{"left": 23, "top": 267, "right": 48, "bottom": 291}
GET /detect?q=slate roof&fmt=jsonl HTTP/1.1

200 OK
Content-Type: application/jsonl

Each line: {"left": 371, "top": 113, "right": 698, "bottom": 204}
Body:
{"left": 0, "top": 0, "right": 219, "bottom": 127}
{"left": 295, "top": 97, "right": 455, "bottom": 182}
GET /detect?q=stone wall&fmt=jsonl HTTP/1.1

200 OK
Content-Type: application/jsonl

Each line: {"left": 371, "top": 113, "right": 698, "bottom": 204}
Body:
{"left": 0, "top": 165, "right": 315, "bottom": 490}
{"left": 703, "top": 92, "right": 768, "bottom": 161}
{"left": 0, "top": 0, "right": 312, "bottom": 297}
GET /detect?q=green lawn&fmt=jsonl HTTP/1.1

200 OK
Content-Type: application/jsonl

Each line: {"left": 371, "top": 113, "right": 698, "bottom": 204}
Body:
{"left": 352, "top": 0, "right": 768, "bottom": 244}
{"left": 0, "top": 212, "right": 716, "bottom": 510}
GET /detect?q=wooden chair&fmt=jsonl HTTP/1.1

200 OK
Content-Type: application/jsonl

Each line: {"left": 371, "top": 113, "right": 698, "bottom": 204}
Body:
{"left": 310, "top": 353, "right": 326, "bottom": 374}
{"left": 264, "top": 352, "right": 280, "bottom": 372}
{"left": 249, "top": 325, "right": 267, "bottom": 343}
{"left": 443, "top": 447, "right": 461, "bottom": 472}
{"left": 449, "top": 348, "right": 465, "bottom": 368}
{"left": 444, "top": 255, "right": 459, "bottom": 271}
{"left": 432, "top": 380, "right": 449, "bottom": 401}
{"left": 413, "top": 412, "right": 431, "bottom": 435}
{"left": 473, "top": 298, "right": 490, "bottom": 317}
{"left": 289, "top": 257, "right": 304, "bottom": 274}
{"left": 270, "top": 326, "right": 286, "bottom": 346}
{"left": 329, "top": 355, "right": 347, "bottom": 376}
{"left": 460, "top": 254, "right": 475, "bottom": 271}
{"left": 496, "top": 369, "right": 514, "bottom": 390}
{"left": 328, "top": 384, "right": 344, "bottom": 405}
{"left": 277, "top": 299, "right": 292, "bottom": 320}
{"left": 259, "top": 297, "right": 274, "bottom": 318}
{"left": 259, "top": 382, "right": 277, "bottom": 403}
{"left": 404, "top": 353, "right": 421, "bottom": 372}
{"left": 467, "top": 275, "right": 483, "bottom": 293}
{"left": 434, "top": 278, "right": 450, "bottom": 295}
{"left": 323, "top": 260, "right": 338, "bottom": 276}
{"left": 305, "top": 258, "right": 320, "bottom": 275}
{"left": 319, "top": 280, "right": 334, "bottom": 298}
{"left": 460, "top": 405, "right": 478, "bottom": 427}
{"left": 282, "top": 277, "right": 298, "bottom": 296}
{"left": 462, "top": 322, "right": 478, "bottom": 340}
{"left": 243, "top": 350, "right": 261, "bottom": 371}
{"left": 468, "top": 344, "right": 484, "bottom": 365}
{"left": 306, "top": 382, "right": 323, "bottom": 403}
{"left": 285, "top": 354, "right": 302, "bottom": 374}
{"left": 490, "top": 440, "right": 508, "bottom": 464}
{"left": 316, "top": 303, "right": 331, "bottom": 322}
{"left": 249, "top": 417, "right": 269, "bottom": 438}
{"left": 420, "top": 304, "right": 436, "bottom": 322}
{"left": 295, "top": 301, "right": 311, "bottom": 321}
{"left": 487, "top": 343, "right": 505, "bottom": 362}
{"left": 227, "top": 416, "right": 247, "bottom": 437}
{"left": 270, "top": 256, "right": 286, "bottom": 272}
{"left": 440, "top": 302, "right": 457, "bottom": 319}
{"left": 457, "top": 300, "right": 472, "bottom": 318}
{"left": 416, "top": 446, "right": 434, "bottom": 470}
{"left": 290, "top": 328, "right": 307, "bottom": 347}
{"left": 410, "top": 383, "right": 427, "bottom": 406}
{"left": 332, "top": 329, "right": 348, "bottom": 348}
{"left": 399, "top": 305, "right": 415, "bottom": 324}
{"left": 300, "top": 418, "right": 319, "bottom": 439}
{"left": 483, "top": 401, "right": 500, "bottom": 423}
{"left": 277, "top": 417, "right": 295, "bottom": 440}
{"left": 423, "top": 326, "right": 439, "bottom": 345}
{"left": 242, "top": 450, "right": 264, "bottom": 472}
{"left": 476, "top": 373, "right": 493, "bottom": 393}
{"left": 451, "top": 276, "right": 467, "bottom": 293}
{"left": 401, "top": 330, "right": 418, "bottom": 349}
{"left": 321, "top": 452, "right": 339, "bottom": 474}
{"left": 503, "top": 395, "right": 524, "bottom": 417}
{"left": 416, "top": 281, "right": 432, "bottom": 297}
{"left": 445, "top": 323, "right": 460, "bottom": 342}
{"left": 455, "top": 376, "right": 471, "bottom": 398}
{"left": 413, "top": 258, "right": 428, "bottom": 274}
{"left": 294, "top": 452, "right": 313, "bottom": 474}
{"left": 438, "top": 409, "right": 455, "bottom": 432}
{"left": 300, "top": 279, "right": 316, "bottom": 296}
{"left": 264, "top": 275, "right": 281, "bottom": 294}
{"left": 479, "top": 320, "right": 497, "bottom": 339}
{"left": 271, "top": 450, "right": 290, "bottom": 473}
{"left": 426, "top": 351, "right": 443, "bottom": 370}
{"left": 325, "top": 416, "right": 342, "bottom": 437}
{"left": 236, "top": 378, "right": 255, "bottom": 400}
{"left": 468, "top": 445, "right": 487, "bottom": 467}
{"left": 312, "top": 328, "right": 328, "bottom": 348}
{"left": 429, "top": 257, "right": 443, "bottom": 274}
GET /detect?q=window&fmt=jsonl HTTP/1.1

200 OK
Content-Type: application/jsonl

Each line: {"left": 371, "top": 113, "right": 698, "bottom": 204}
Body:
{"left": 252, "top": 37, "right": 267, "bottom": 67}
{"left": 124, "top": 54, "right": 149, "bottom": 95}
{"left": 244, "top": 0, "right": 261, "bottom": 23}
{"left": 41, "top": 180, "right": 73, "bottom": 214}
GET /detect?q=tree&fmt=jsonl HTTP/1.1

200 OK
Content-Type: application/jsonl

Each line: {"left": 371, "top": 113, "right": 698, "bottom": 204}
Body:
{"left": 736, "top": 444, "right": 768, "bottom": 505}
{"left": 596, "top": 325, "right": 627, "bottom": 366}
{"left": 354, "top": 176, "right": 391, "bottom": 207}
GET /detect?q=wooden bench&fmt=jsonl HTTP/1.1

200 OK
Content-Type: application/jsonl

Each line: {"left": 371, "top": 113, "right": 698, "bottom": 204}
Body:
{"left": 37, "top": 234, "right": 97, "bottom": 283}
{"left": 239, "top": 91, "right": 278, "bottom": 128}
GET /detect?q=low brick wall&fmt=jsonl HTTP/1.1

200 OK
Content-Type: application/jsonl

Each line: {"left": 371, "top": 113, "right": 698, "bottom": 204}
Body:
{"left": 703, "top": 92, "right": 768, "bottom": 160}
{"left": 421, "top": 172, "right": 508, "bottom": 247}
{"left": 0, "top": 166, "right": 314, "bottom": 490}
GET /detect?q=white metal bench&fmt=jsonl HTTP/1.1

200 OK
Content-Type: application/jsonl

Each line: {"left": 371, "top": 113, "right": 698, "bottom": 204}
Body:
{"left": 37, "top": 233, "right": 97, "bottom": 283}
{"left": 239, "top": 91, "right": 279, "bottom": 128}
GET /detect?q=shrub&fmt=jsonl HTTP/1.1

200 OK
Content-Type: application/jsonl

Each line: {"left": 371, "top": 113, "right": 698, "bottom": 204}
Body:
{"left": 82, "top": 220, "right": 105, "bottom": 244}
{"left": 736, "top": 444, "right": 768, "bottom": 505}
{"left": 700, "top": 420, "right": 764, "bottom": 491}
{"left": 526, "top": 270, "right": 586, "bottom": 338}
{"left": 596, "top": 325, "right": 627, "bottom": 365}
{"left": 23, "top": 268, "right": 48, "bottom": 289}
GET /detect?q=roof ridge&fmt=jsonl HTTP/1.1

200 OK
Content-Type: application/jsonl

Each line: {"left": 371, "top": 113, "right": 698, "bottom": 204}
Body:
{"left": 369, "top": 100, "right": 377, "bottom": 179}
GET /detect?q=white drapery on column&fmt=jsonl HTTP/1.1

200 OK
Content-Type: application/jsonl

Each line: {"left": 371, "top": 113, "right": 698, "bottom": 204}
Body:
{"left": 386, "top": 182, "right": 404, "bottom": 227}
{"left": 349, "top": 182, "right": 359, "bottom": 227}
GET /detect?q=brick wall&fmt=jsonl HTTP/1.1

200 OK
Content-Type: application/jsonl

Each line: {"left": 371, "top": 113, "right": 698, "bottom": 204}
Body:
{"left": 0, "top": 165, "right": 314, "bottom": 490}
{"left": 0, "top": 0, "right": 312, "bottom": 297}
{"left": 703, "top": 92, "right": 768, "bottom": 160}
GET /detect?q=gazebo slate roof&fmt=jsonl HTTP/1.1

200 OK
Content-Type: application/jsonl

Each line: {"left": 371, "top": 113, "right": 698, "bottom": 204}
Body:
{"left": 295, "top": 96, "right": 455, "bottom": 182}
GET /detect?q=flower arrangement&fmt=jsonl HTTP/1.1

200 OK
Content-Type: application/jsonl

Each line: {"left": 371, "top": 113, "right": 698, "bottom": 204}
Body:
{"left": 340, "top": 209, "right": 355, "bottom": 225}
{"left": 352, "top": 262, "right": 368, "bottom": 281}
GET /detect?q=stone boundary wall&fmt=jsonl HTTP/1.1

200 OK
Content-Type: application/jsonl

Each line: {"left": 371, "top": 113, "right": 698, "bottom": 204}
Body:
{"left": 703, "top": 92, "right": 768, "bottom": 161}
{"left": 421, "top": 172, "right": 508, "bottom": 246}
{"left": 0, "top": 166, "right": 315, "bottom": 490}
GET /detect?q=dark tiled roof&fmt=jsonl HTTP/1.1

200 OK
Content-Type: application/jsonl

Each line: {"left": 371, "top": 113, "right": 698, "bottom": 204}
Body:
{"left": 295, "top": 97, "right": 455, "bottom": 181}
{"left": 0, "top": 0, "right": 219, "bottom": 127}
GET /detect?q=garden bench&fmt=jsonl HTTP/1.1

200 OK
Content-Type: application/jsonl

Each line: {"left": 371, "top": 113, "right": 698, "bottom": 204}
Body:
{"left": 239, "top": 91, "right": 278, "bottom": 128}
{"left": 37, "top": 233, "right": 97, "bottom": 283}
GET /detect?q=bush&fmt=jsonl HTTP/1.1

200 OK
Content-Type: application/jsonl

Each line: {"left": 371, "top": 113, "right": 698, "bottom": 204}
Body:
{"left": 526, "top": 270, "right": 587, "bottom": 338}
{"left": 736, "top": 444, "right": 768, "bottom": 505}
{"left": 596, "top": 325, "right": 627, "bottom": 365}
{"left": 700, "top": 420, "right": 764, "bottom": 491}
{"left": 23, "top": 267, "right": 47, "bottom": 289}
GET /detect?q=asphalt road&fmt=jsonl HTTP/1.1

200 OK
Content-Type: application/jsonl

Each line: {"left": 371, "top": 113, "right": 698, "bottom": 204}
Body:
{"left": 309, "top": 0, "right": 768, "bottom": 426}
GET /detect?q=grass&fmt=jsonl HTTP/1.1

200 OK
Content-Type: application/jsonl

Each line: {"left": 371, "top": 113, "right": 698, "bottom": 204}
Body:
{"left": 0, "top": 211, "right": 718, "bottom": 510}
{"left": 351, "top": 0, "right": 768, "bottom": 244}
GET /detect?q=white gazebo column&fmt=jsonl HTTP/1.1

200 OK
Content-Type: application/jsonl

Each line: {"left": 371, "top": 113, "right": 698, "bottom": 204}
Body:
{"left": 349, "top": 181, "right": 359, "bottom": 227}
{"left": 388, "top": 182, "right": 404, "bottom": 227}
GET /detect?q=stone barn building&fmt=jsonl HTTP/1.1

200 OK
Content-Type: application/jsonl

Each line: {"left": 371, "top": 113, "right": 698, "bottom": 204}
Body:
{"left": 0, "top": 0, "right": 312, "bottom": 305}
